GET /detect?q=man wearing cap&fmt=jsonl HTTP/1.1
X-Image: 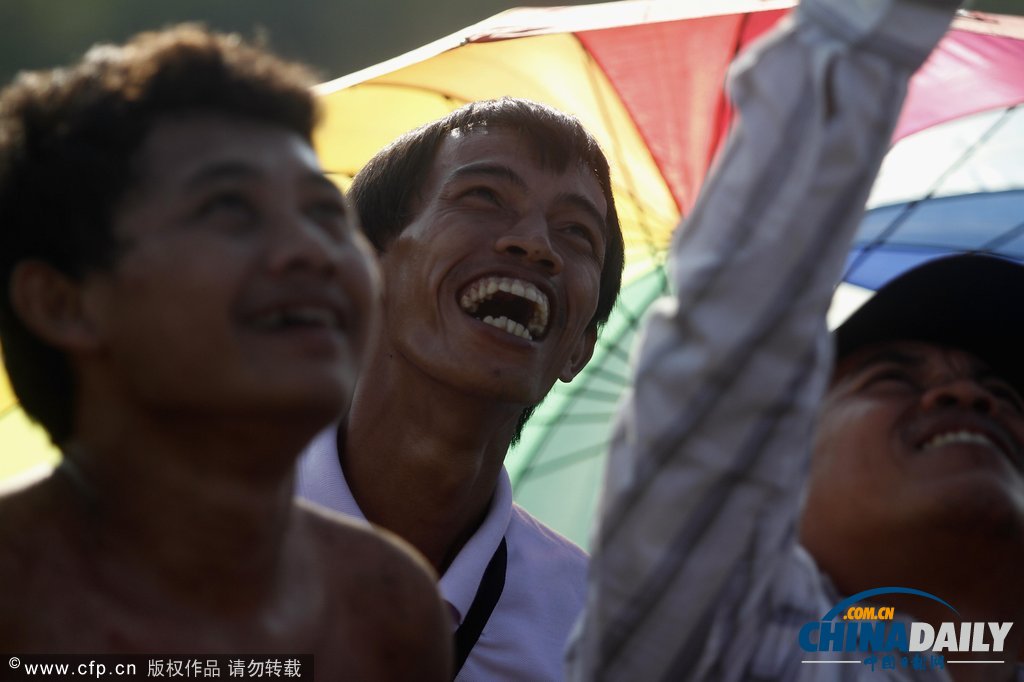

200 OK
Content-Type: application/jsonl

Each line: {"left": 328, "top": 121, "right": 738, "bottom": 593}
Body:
{"left": 568, "top": 0, "right": 1023, "bottom": 680}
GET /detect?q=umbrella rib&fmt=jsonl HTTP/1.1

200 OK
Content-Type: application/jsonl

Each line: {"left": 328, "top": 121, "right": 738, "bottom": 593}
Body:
{"left": 573, "top": 33, "right": 671, "bottom": 265}
{"left": 620, "top": 296, "right": 657, "bottom": 326}
{"left": 843, "top": 104, "right": 1018, "bottom": 282}
{"left": 530, "top": 411, "right": 619, "bottom": 427}
{"left": 566, "top": 388, "right": 628, "bottom": 403}
{"left": 349, "top": 80, "right": 474, "bottom": 106}
{"left": 575, "top": 364, "right": 631, "bottom": 387}
{"left": 705, "top": 12, "right": 751, "bottom": 172}
{"left": 851, "top": 238, "right": 1024, "bottom": 255}
{"left": 518, "top": 440, "right": 608, "bottom": 480}
{"left": 978, "top": 218, "right": 1024, "bottom": 253}
{"left": 597, "top": 342, "right": 633, "bottom": 366}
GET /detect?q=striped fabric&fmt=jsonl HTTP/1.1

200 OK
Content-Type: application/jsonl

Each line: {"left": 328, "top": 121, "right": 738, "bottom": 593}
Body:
{"left": 563, "top": 1, "right": 1023, "bottom": 681}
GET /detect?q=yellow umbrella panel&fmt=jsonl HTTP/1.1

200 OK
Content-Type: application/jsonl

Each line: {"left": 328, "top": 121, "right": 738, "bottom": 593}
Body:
{"left": 0, "top": 352, "right": 58, "bottom": 483}
{"left": 314, "top": 31, "right": 682, "bottom": 285}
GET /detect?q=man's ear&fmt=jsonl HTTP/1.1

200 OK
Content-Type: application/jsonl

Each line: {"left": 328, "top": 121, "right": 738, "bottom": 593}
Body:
{"left": 559, "top": 326, "right": 598, "bottom": 383}
{"left": 9, "top": 260, "right": 101, "bottom": 352}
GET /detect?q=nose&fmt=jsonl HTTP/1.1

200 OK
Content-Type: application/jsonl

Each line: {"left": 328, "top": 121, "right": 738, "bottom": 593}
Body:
{"left": 495, "top": 215, "right": 563, "bottom": 274}
{"left": 920, "top": 378, "right": 997, "bottom": 415}
{"left": 265, "top": 212, "right": 340, "bottom": 277}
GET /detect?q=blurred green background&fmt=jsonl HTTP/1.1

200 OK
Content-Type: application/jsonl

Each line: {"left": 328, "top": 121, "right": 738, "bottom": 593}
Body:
{"left": 2, "top": 0, "right": 1019, "bottom": 87}
{"left": 0, "top": 0, "right": 608, "bottom": 86}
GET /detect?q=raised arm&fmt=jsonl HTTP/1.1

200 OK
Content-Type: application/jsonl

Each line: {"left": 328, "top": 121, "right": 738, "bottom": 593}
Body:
{"left": 568, "top": 1, "right": 958, "bottom": 680}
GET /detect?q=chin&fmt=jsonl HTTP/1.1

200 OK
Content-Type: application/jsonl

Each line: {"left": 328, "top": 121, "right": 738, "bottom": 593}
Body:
{"left": 294, "top": 384, "right": 352, "bottom": 419}
{"left": 477, "top": 382, "right": 545, "bottom": 408}
{"left": 246, "top": 377, "right": 352, "bottom": 424}
{"left": 920, "top": 480, "right": 1024, "bottom": 545}
{"left": 436, "top": 361, "right": 543, "bottom": 403}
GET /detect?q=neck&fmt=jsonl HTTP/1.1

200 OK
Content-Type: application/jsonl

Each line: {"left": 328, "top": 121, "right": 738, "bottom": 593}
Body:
{"left": 63, "top": 405, "right": 319, "bottom": 615}
{"left": 892, "top": 592, "right": 1022, "bottom": 682}
{"left": 829, "top": 532, "right": 1024, "bottom": 682}
{"left": 343, "top": 359, "right": 522, "bottom": 573}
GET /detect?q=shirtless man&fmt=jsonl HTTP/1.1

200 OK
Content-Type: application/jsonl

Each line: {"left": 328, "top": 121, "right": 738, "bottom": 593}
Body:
{"left": 0, "top": 26, "right": 449, "bottom": 679}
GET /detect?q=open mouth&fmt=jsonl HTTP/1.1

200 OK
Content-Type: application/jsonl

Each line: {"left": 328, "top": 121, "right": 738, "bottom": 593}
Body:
{"left": 921, "top": 430, "right": 1003, "bottom": 454}
{"left": 916, "top": 427, "right": 1021, "bottom": 471}
{"left": 458, "top": 276, "right": 550, "bottom": 341}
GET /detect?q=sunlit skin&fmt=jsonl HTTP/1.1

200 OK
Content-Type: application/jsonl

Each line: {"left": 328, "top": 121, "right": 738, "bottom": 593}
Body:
{"left": 801, "top": 340, "right": 1024, "bottom": 681}
{"left": 343, "top": 126, "right": 608, "bottom": 572}
{"left": 79, "top": 115, "right": 380, "bottom": 442}
{"left": 0, "top": 114, "right": 450, "bottom": 679}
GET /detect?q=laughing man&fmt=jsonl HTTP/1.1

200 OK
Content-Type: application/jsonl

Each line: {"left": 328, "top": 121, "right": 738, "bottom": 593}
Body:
{"left": 298, "top": 98, "right": 624, "bottom": 680}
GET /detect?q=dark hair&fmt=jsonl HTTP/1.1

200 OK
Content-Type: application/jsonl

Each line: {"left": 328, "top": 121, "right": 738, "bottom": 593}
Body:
{"left": 0, "top": 24, "right": 320, "bottom": 444}
{"left": 349, "top": 97, "right": 625, "bottom": 333}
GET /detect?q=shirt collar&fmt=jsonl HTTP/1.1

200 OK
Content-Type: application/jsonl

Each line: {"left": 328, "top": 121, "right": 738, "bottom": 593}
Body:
{"left": 438, "top": 467, "right": 514, "bottom": 625}
{"left": 295, "top": 425, "right": 514, "bottom": 625}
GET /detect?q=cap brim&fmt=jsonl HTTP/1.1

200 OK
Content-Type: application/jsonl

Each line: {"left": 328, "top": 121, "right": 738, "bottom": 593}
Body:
{"left": 834, "top": 254, "right": 1024, "bottom": 393}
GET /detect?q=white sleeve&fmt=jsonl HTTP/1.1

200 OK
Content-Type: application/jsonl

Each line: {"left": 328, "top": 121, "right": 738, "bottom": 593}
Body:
{"left": 567, "top": 1, "right": 958, "bottom": 680}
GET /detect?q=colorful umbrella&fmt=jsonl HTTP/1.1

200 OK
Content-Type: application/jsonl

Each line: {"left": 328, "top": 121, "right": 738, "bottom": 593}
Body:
{"left": 3, "top": 2, "right": 1024, "bottom": 522}
{"left": 306, "top": 0, "right": 1024, "bottom": 548}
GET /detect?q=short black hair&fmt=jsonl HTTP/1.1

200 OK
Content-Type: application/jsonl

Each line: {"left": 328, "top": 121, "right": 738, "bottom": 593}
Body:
{"left": 349, "top": 97, "right": 625, "bottom": 333}
{"left": 0, "top": 24, "right": 320, "bottom": 444}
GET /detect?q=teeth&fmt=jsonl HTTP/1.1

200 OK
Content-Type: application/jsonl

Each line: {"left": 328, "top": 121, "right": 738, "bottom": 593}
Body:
{"left": 459, "top": 276, "right": 550, "bottom": 338}
{"left": 922, "top": 430, "right": 1001, "bottom": 454}
{"left": 481, "top": 315, "right": 532, "bottom": 340}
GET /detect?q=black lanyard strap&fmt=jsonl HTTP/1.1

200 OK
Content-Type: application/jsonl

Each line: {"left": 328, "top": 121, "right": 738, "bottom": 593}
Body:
{"left": 452, "top": 537, "right": 508, "bottom": 678}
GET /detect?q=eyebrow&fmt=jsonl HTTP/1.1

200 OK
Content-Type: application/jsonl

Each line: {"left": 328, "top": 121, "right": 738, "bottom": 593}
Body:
{"left": 446, "top": 162, "right": 528, "bottom": 190}
{"left": 446, "top": 162, "right": 607, "bottom": 233}
{"left": 183, "top": 163, "right": 344, "bottom": 202}
{"left": 848, "top": 348, "right": 926, "bottom": 377}
{"left": 972, "top": 366, "right": 1010, "bottom": 387}
{"left": 183, "top": 161, "right": 263, "bottom": 190}
{"left": 555, "top": 191, "right": 607, "bottom": 237}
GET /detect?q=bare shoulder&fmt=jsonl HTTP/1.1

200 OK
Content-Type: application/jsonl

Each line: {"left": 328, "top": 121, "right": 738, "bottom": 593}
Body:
{"left": 297, "top": 498, "right": 434, "bottom": 584}
{"left": 0, "top": 474, "right": 61, "bottom": 577}
{"left": 297, "top": 500, "right": 452, "bottom": 681}
{"left": 0, "top": 474, "right": 71, "bottom": 646}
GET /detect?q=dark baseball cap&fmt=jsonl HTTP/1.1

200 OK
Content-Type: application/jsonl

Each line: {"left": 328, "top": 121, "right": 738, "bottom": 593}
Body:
{"left": 834, "top": 254, "right": 1024, "bottom": 394}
